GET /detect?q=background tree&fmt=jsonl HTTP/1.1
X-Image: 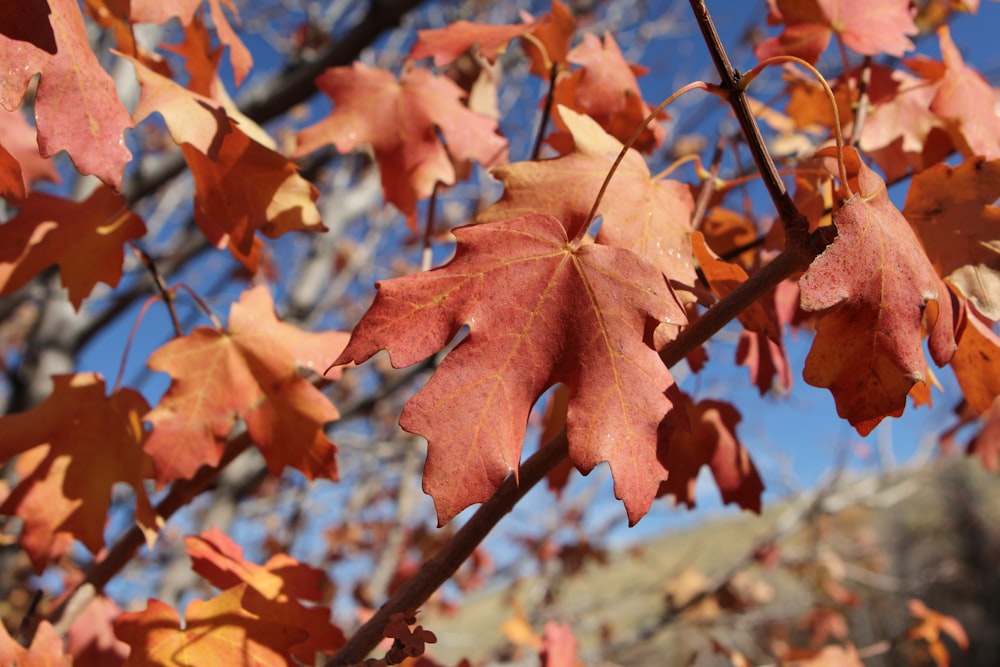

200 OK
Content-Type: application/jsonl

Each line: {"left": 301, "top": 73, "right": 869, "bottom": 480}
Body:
{"left": 0, "top": 0, "right": 998, "bottom": 665}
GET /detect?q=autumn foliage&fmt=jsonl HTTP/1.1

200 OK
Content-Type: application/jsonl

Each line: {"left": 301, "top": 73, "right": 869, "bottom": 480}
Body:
{"left": 0, "top": 0, "right": 998, "bottom": 665}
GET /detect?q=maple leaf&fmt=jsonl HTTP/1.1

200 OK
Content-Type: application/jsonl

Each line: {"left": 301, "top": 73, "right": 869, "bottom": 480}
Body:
{"left": 0, "top": 0, "right": 132, "bottom": 189}
{"left": 949, "top": 304, "right": 1000, "bottom": 414}
{"left": 799, "top": 147, "right": 956, "bottom": 435}
{"left": 0, "top": 107, "right": 60, "bottom": 196}
{"left": 927, "top": 26, "right": 1000, "bottom": 160}
{"left": 658, "top": 395, "right": 764, "bottom": 512}
{"left": 755, "top": 0, "right": 918, "bottom": 64}
{"left": 756, "top": 0, "right": 917, "bottom": 64}
{"left": 115, "top": 527, "right": 343, "bottom": 665}
{"left": 129, "top": 0, "right": 252, "bottom": 85}
{"left": 127, "top": 55, "right": 323, "bottom": 270}
{"left": 410, "top": 21, "right": 530, "bottom": 66}
{"left": 692, "top": 231, "right": 780, "bottom": 341}
{"left": 550, "top": 32, "right": 665, "bottom": 153}
{"left": 115, "top": 590, "right": 308, "bottom": 667}
{"left": 186, "top": 527, "right": 330, "bottom": 602}
{"left": 0, "top": 186, "right": 146, "bottom": 309}
{"left": 410, "top": 0, "right": 576, "bottom": 79}
{"left": 144, "top": 286, "right": 348, "bottom": 484}
{"left": 904, "top": 157, "right": 1000, "bottom": 319}
{"left": 968, "top": 396, "right": 1000, "bottom": 472}
{"left": 295, "top": 62, "right": 508, "bottom": 225}
{"left": 0, "top": 373, "right": 157, "bottom": 572}
{"left": 0, "top": 620, "right": 71, "bottom": 667}
{"left": 479, "top": 107, "right": 697, "bottom": 294}
{"left": 334, "top": 213, "right": 686, "bottom": 525}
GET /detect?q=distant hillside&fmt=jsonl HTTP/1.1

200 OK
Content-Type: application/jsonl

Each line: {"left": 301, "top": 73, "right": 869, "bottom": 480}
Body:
{"left": 422, "top": 457, "right": 1000, "bottom": 666}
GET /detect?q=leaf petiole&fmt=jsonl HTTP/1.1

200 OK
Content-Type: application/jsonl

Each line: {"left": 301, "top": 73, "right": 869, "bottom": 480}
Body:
{"left": 741, "top": 56, "right": 853, "bottom": 199}
{"left": 577, "top": 79, "right": 712, "bottom": 244}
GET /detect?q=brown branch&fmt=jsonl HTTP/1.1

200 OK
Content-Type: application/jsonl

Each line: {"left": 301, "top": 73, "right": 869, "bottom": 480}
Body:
{"left": 326, "top": 431, "right": 570, "bottom": 667}
{"left": 324, "top": 6, "right": 842, "bottom": 664}
{"left": 688, "top": 0, "right": 808, "bottom": 238}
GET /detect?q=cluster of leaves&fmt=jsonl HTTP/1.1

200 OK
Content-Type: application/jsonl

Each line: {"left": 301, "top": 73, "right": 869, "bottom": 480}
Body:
{"left": 0, "top": 0, "right": 998, "bottom": 665}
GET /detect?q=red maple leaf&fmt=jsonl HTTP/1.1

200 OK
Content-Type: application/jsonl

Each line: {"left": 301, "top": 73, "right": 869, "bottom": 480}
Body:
{"left": 928, "top": 26, "right": 1000, "bottom": 160}
{"left": 0, "top": 107, "right": 59, "bottom": 198}
{"left": 410, "top": 0, "right": 576, "bottom": 79}
{"left": 0, "top": 186, "right": 146, "bottom": 309}
{"left": 0, "top": 373, "right": 157, "bottom": 571}
{"left": 144, "top": 286, "right": 349, "bottom": 484}
{"left": 479, "top": 107, "right": 696, "bottom": 295}
{"left": 334, "top": 213, "right": 686, "bottom": 525}
{"left": 658, "top": 395, "right": 765, "bottom": 512}
{"left": 756, "top": 0, "right": 917, "bottom": 64}
{"left": 550, "top": 32, "right": 666, "bottom": 153}
{"left": 0, "top": 0, "right": 132, "bottom": 189}
{"left": 295, "top": 62, "right": 508, "bottom": 225}
{"left": 799, "top": 147, "right": 956, "bottom": 435}
{"left": 129, "top": 0, "right": 252, "bottom": 85}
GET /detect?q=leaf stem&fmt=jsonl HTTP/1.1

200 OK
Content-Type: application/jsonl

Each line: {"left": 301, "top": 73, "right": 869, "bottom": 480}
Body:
{"left": 688, "top": 0, "right": 808, "bottom": 236}
{"left": 577, "top": 79, "right": 711, "bottom": 244}
{"left": 741, "top": 56, "right": 853, "bottom": 198}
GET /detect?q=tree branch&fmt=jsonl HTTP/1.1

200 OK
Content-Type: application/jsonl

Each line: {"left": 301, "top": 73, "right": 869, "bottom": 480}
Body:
{"left": 327, "top": 431, "right": 570, "bottom": 667}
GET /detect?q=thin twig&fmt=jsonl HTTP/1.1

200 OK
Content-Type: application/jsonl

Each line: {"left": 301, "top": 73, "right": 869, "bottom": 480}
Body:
{"left": 530, "top": 62, "right": 560, "bottom": 161}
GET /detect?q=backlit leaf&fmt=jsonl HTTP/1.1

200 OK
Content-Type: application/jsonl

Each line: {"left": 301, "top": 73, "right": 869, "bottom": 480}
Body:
{"left": 0, "top": 373, "right": 157, "bottom": 571}
{"left": 144, "top": 286, "right": 348, "bottom": 483}
{"left": 335, "top": 213, "right": 686, "bottom": 525}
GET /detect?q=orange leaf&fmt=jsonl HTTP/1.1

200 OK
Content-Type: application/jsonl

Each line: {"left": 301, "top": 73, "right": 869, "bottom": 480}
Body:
{"left": 335, "top": 213, "right": 686, "bottom": 525}
{"left": 658, "top": 395, "right": 764, "bottom": 512}
{"left": 187, "top": 527, "right": 287, "bottom": 599}
{"left": 904, "top": 157, "right": 1000, "bottom": 320}
{"left": 950, "top": 306, "right": 1000, "bottom": 414}
{"left": 128, "top": 56, "right": 322, "bottom": 270}
{"left": 907, "top": 599, "right": 969, "bottom": 667}
{"left": 799, "top": 147, "right": 956, "bottom": 435}
{"left": 0, "top": 620, "right": 71, "bottom": 667}
{"left": 0, "top": 373, "right": 157, "bottom": 571}
{"left": 0, "top": 187, "right": 146, "bottom": 309}
{"left": 480, "top": 107, "right": 696, "bottom": 293}
{"left": 296, "top": 62, "right": 508, "bottom": 225}
{"left": 144, "top": 286, "right": 348, "bottom": 483}
{"left": 181, "top": 116, "right": 324, "bottom": 269}
{"left": 692, "top": 231, "right": 780, "bottom": 341}
{"left": 550, "top": 32, "right": 665, "bottom": 153}
{"left": 0, "top": 0, "right": 132, "bottom": 189}
{"left": 114, "top": 587, "right": 335, "bottom": 667}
